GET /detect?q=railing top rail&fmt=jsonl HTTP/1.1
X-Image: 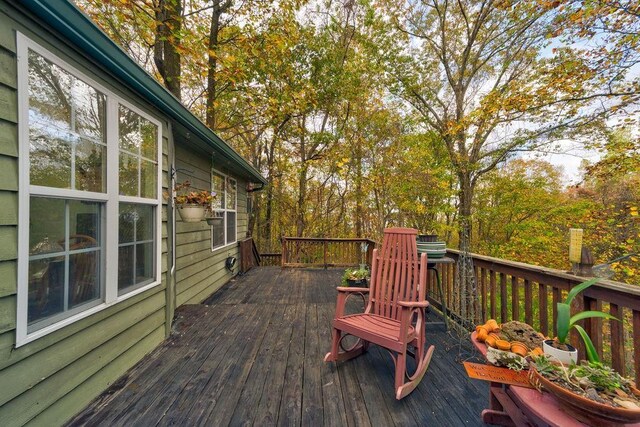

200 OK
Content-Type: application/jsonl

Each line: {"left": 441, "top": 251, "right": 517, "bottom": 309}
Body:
{"left": 446, "top": 248, "right": 640, "bottom": 298}
{"left": 282, "top": 237, "right": 377, "bottom": 244}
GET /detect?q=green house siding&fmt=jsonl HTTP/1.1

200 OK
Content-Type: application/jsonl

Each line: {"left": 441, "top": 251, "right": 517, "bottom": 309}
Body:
{"left": 0, "top": 6, "right": 167, "bottom": 426}
{"left": 174, "top": 142, "right": 248, "bottom": 306}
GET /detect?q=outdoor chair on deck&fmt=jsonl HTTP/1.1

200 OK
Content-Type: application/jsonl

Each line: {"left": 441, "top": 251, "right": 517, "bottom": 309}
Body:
{"left": 324, "top": 227, "right": 435, "bottom": 399}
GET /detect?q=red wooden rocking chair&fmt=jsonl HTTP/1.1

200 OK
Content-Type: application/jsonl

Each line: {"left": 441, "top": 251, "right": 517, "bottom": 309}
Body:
{"left": 324, "top": 227, "right": 435, "bottom": 399}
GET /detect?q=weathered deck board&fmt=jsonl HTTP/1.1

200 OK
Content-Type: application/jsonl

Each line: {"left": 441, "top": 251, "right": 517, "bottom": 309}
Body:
{"left": 68, "top": 267, "right": 488, "bottom": 427}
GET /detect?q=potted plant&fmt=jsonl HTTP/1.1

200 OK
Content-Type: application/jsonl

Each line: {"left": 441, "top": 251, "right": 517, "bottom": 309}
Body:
{"left": 173, "top": 181, "right": 216, "bottom": 223}
{"left": 530, "top": 355, "right": 640, "bottom": 424}
{"left": 417, "top": 232, "right": 438, "bottom": 243}
{"left": 543, "top": 277, "right": 618, "bottom": 364}
{"left": 341, "top": 267, "right": 369, "bottom": 287}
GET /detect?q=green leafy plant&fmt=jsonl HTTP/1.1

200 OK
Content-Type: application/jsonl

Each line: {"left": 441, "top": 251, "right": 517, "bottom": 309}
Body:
{"left": 341, "top": 268, "right": 369, "bottom": 286}
{"left": 556, "top": 278, "right": 618, "bottom": 363}
{"left": 532, "top": 355, "right": 639, "bottom": 408}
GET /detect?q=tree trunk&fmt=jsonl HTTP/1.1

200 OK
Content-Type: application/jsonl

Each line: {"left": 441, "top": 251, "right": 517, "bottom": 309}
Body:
{"left": 205, "top": 0, "right": 232, "bottom": 130}
{"left": 354, "top": 138, "right": 364, "bottom": 237}
{"left": 205, "top": 4, "right": 221, "bottom": 129}
{"left": 154, "top": 0, "right": 182, "bottom": 99}
{"left": 264, "top": 170, "right": 275, "bottom": 250}
{"left": 457, "top": 171, "right": 474, "bottom": 249}
{"left": 296, "top": 163, "right": 308, "bottom": 237}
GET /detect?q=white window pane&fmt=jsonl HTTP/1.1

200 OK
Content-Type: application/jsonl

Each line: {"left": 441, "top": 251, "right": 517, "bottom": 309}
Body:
{"left": 212, "top": 212, "right": 225, "bottom": 249}
{"left": 119, "top": 204, "right": 136, "bottom": 244}
{"left": 119, "top": 152, "right": 139, "bottom": 196}
{"left": 73, "top": 80, "right": 106, "bottom": 142}
{"left": 119, "top": 204, "right": 153, "bottom": 243}
{"left": 69, "top": 200, "right": 101, "bottom": 244}
{"left": 212, "top": 172, "right": 225, "bottom": 209}
{"left": 28, "top": 49, "right": 106, "bottom": 192}
{"left": 118, "top": 204, "right": 155, "bottom": 294}
{"left": 136, "top": 242, "right": 154, "bottom": 284}
{"left": 29, "top": 136, "right": 71, "bottom": 188}
{"left": 119, "top": 106, "right": 141, "bottom": 153}
{"left": 140, "top": 120, "right": 157, "bottom": 159}
{"left": 29, "top": 197, "right": 65, "bottom": 255}
{"left": 75, "top": 138, "right": 106, "bottom": 192}
{"left": 135, "top": 205, "right": 154, "bottom": 241}
{"left": 28, "top": 256, "right": 65, "bottom": 323}
{"left": 140, "top": 160, "right": 157, "bottom": 199}
{"left": 118, "top": 245, "right": 134, "bottom": 290}
{"left": 226, "top": 179, "right": 236, "bottom": 210}
{"left": 28, "top": 50, "right": 71, "bottom": 131}
{"left": 27, "top": 198, "right": 104, "bottom": 328}
{"left": 226, "top": 211, "right": 236, "bottom": 244}
{"left": 119, "top": 105, "right": 158, "bottom": 199}
{"left": 68, "top": 250, "right": 100, "bottom": 308}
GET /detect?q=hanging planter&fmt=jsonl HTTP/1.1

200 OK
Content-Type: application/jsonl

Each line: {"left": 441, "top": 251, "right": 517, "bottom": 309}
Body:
{"left": 170, "top": 181, "right": 217, "bottom": 223}
{"left": 177, "top": 204, "right": 206, "bottom": 222}
{"left": 206, "top": 216, "right": 223, "bottom": 226}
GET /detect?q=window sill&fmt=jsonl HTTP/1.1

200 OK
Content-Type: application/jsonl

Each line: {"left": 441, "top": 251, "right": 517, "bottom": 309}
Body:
{"left": 211, "top": 241, "right": 238, "bottom": 253}
{"left": 16, "top": 279, "right": 163, "bottom": 347}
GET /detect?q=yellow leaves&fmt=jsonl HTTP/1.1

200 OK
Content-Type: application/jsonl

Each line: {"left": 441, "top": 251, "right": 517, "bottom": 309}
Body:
{"left": 631, "top": 206, "right": 638, "bottom": 217}
{"left": 336, "top": 157, "right": 350, "bottom": 169}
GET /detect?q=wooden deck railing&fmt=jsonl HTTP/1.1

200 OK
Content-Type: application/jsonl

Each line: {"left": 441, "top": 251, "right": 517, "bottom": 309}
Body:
{"left": 259, "top": 253, "right": 282, "bottom": 266}
{"left": 243, "top": 237, "right": 638, "bottom": 383}
{"left": 281, "top": 237, "right": 376, "bottom": 268}
{"left": 434, "top": 249, "right": 640, "bottom": 385}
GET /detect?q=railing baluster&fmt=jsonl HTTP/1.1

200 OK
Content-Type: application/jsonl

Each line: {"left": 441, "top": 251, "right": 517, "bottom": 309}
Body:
{"left": 450, "top": 262, "right": 456, "bottom": 317}
{"left": 500, "top": 273, "right": 507, "bottom": 323}
{"left": 511, "top": 276, "right": 519, "bottom": 322}
{"left": 474, "top": 265, "right": 480, "bottom": 324}
{"left": 524, "top": 279, "right": 532, "bottom": 326}
{"left": 480, "top": 267, "right": 487, "bottom": 323}
{"left": 490, "top": 270, "right": 497, "bottom": 320}
{"left": 610, "top": 303, "right": 624, "bottom": 375}
{"left": 552, "top": 287, "right": 560, "bottom": 338}
{"left": 539, "top": 282, "right": 548, "bottom": 336}
{"left": 634, "top": 310, "right": 640, "bottom": 386}
{"left": 584, "top": 296, "right": 603, "bottom": 360}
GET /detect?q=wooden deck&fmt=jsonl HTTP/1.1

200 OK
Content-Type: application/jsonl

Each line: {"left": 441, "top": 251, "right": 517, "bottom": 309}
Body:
{"left": 68, "top": 267, "right": 488, "bottom": 426}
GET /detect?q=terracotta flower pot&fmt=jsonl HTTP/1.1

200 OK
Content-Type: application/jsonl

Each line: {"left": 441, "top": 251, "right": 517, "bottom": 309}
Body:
{"left": 177, "top": 204, "right": 205, "bottom": 223}
{"left": 484, "top": 335, "right": 497, "bottom": 348}
{"left": 486, "top": 319, "right": 499, "bottom": 331}
{"left": 510, "top": 341, "right": 528, "bottom": 357}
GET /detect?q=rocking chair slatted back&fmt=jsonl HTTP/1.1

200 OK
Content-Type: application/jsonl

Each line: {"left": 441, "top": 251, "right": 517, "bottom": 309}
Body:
{"left": 368, "top": 228, "right": 426, "bottom": 320}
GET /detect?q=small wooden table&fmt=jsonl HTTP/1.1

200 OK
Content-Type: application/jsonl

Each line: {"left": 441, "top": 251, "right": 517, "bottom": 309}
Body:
{"left": 470, "top": 332, "right": 640, "bottom": 427}
{"left": 425, "top": 256, "right": 454, "bottom": 330}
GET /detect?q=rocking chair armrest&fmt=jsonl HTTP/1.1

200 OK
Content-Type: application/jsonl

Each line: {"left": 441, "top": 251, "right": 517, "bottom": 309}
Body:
{"left": 336, "top": 286, "right": 370, "bottom": 293}
{"left": 398, "top": 300, "right": 430, "bottom": 309}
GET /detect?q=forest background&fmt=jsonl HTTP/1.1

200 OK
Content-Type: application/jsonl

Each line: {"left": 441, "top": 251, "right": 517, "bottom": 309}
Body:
{"left": 76, "top": 0, "right": 639, "bottom": 284}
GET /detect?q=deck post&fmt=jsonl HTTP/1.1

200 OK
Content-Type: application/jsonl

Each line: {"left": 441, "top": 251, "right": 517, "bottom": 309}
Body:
{"left": 323, "top": 240, "right": 328, "bottom": 269}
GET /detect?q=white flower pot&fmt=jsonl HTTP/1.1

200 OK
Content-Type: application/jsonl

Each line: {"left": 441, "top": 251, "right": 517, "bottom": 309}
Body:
{"left": 543, "top": 339, "right": 578, "bottom": 365}
{"left": 177, "top": 204, "right": 205, "bottom": 222}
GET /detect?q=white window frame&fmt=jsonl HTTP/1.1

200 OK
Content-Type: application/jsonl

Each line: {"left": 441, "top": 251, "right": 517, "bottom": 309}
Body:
{"left": 211, "top": 169, "right": 237, "bottom": 250}
{"left": 16, "top": 34, "right": 162, "bottom": 346}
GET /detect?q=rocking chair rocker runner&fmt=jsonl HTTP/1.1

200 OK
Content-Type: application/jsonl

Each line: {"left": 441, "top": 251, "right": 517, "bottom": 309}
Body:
{"left": 324, "top": 227, "right": 435, "bottom": 400}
